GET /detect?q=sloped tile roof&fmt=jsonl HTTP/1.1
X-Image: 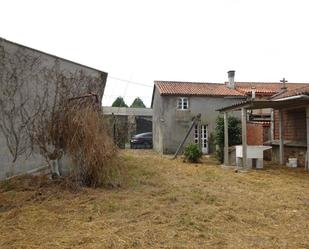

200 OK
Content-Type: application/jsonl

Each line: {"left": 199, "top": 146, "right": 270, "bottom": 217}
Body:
{"left": 271, "top": 85, "right": 309, "bottom": 99}
{"left": 235, "top": 82, "right": 309, "bottom": 95}
{"left": 154, "top": 81, "right": 309, "bottom": 98}
{"left": 154, "top": 81, "right": 244, "bottom": 97}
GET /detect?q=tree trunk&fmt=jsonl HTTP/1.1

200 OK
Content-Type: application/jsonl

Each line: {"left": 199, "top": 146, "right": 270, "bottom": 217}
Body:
{"left": 9, "top": 161, "right": 16, "bottom": 177}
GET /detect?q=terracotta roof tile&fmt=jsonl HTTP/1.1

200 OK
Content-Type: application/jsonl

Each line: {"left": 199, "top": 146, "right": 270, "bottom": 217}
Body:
{"left": 154, "top": 81, "right": 244, "bottom": 97}
{"left": 271, "top": 85, "right": 309, "bottom": 99}
{"left": 234, "top": 82, "right": 309, "bottom": 95}
{"left": 154, "top": 81, "right": 309, "bottom": 98}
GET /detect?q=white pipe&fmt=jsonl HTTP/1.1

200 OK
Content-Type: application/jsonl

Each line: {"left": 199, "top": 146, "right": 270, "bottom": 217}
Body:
{"left": 274, "top": 95, "right": 309, "bottom": 101}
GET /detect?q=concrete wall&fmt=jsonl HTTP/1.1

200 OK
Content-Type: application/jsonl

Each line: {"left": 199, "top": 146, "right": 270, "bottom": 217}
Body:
{"left": 102, "top": 106, "right": 153, "bottom": 116}
{"left": 0, "top": 39, "right": 107, "bottom": 179}
{"left": 152, "top": 89, "right": 164, "bottom": 153}
{"left": 152, "top": 89, "right": 242, "bottom": 154}
{"left": 104, "top": 114, "right": 152, "bottom": 148}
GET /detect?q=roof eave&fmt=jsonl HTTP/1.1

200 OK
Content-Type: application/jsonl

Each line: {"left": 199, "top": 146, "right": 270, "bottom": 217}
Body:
{"left": 159, "top": 93, "right": 245, "bottom": 98}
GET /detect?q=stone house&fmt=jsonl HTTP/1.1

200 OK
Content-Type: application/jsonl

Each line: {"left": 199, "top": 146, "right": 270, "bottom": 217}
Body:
{"left": 0, "top": 38, "right": 107, "bottom": 179}
{"left": 152, "top": 71, "right": 309, "bottom": 155}
{"left": 151, "top": 72, "right": 245, "bottom": 154}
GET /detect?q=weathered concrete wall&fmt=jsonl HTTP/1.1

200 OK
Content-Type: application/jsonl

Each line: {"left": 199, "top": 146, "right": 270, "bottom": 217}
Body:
{"left": 0, "top": 38, "right": 107, "bottom": 179}
{"left": 104, "top": 114, "right": 152, "bottom": 148}
{"left": 152, "top": 89, "right": 242, "bottom": 154}
{"left": 104, "top": 115, "right": 128, "bottom": 149}
{"left": 152, "top": 89, "right": 164, "bottom": 153}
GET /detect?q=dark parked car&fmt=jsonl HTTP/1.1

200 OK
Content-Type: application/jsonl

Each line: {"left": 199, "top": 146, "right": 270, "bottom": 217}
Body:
{"left": 130, "top": 132, "right": 153, "bottom": 149}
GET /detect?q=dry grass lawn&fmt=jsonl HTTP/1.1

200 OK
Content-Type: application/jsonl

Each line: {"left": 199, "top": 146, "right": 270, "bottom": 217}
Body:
{"left": 1, "top": 150, "right": 309, "bottom": 249}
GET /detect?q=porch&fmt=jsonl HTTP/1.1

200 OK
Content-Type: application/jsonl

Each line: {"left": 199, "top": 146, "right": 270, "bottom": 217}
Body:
{"left": 218, "top": 95, "right": 309, "bottom": 169}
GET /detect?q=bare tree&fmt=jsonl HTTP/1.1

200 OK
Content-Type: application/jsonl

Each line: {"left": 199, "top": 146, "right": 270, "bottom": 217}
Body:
{"left": 0, "top": 43, "right": 108, "bottom": 180}
{"left": 0, "top": 45, "right": 44, "bottom": 175}
{"left": 27, "top": 61, "right": 103, "bottom": 177}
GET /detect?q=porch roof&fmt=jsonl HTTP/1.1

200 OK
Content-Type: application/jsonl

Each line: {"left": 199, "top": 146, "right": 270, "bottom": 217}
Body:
{"left": 217, "top": 95, "right": 309, "bottom": 112}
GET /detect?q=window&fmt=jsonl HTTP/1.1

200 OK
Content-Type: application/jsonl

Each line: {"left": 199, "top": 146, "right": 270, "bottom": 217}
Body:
{"left": 177, "top": 97, "right": 189, "bottom": 110}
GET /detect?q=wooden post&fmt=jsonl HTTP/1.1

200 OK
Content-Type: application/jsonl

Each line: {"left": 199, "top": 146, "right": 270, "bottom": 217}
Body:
{"left": 270, "top": 109, "right": 274, "bottom": 142}
{"left": 112, "top": 113, "right": 116, "bottom": 144}
{"left": 172, "top": 114, "right": 201, "bottom": 159}
{"left": 224, "top": 112, "right": 229, "bottom": 166}
{"left": 241, "top": 108, "right": 247, "bottom": 168}
{"left": 279, "top": 109, "right": 284, "bottom": 165}
{"left": 306, "top": 106, "right": 309, "bottom": 170}
{"left": 198, "top": 120, "right": 202, "bottom": 152}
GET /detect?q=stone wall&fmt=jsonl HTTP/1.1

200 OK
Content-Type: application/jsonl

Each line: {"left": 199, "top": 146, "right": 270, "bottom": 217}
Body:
{"left": 152, "top": 89, "right": 243, "bottom": 154}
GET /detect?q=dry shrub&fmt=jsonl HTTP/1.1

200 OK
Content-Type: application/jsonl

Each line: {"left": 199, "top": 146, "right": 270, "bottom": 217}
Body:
{"left": 29, "top": 91, "right": 120, "bottom": 188}
{"left": 63, "top": 105, "right": 119, "bottom": 188}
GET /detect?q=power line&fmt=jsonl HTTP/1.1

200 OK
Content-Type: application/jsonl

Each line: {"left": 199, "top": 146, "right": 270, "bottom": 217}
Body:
{"left": 103, "top": 94, "right": 152, "bottom": 98}
{"left": 108, "top": 75, "right": 153, "bottom": 88}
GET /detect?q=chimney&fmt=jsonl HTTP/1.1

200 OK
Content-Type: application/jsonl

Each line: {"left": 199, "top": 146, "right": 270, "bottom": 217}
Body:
{"left": 251, "top": 87, "right": 256, "bottom": 99}
{"left": 227, "top": 70, "right": 235, "bottom": 89}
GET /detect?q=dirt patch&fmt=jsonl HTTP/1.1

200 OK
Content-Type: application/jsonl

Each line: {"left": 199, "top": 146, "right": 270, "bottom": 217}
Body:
{"left": 1, "top": 150, "right": 309, "bottom": 248}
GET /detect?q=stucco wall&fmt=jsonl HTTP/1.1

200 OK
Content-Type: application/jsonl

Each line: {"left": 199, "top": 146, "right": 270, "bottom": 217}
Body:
{"left": 152, "top": 89, "right": 164, "bottom": 153}
{"left": 152, "top": 89, "right": 242, "bottom": 154}
{"left": 0, "top": 39, "right": 107, "bottom": 179}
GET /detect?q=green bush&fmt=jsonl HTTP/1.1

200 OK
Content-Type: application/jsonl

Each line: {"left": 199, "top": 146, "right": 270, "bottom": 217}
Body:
{"left": 184, "top": 144, "right": 202, "bottom": 163}
{"left": 214, "top": 116, "right": 241, "bottom": 163}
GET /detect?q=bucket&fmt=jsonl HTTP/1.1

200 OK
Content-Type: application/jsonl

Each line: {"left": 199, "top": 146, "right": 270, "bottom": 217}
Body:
{"left": 288, "top": 158, "right": 297, "bottom": 168}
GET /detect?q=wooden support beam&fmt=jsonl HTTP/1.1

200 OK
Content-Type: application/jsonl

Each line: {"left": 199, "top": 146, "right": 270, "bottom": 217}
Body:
{"left": 270, "top": 109, "right": 274, "bottom": 142}
{"left": 172, "top": 113, "right": 201, "bottom": 159}
{"left": 241, "top": 108, "right": 247, "bottom": 168}
{"left": 306, "top": 106, "right": 309, "bottom": 170}
{"left": 224, "top": 112, "right": 229, "bottom": 166}
{"left": 279, "top": 109, "right": 284, "bottom": 165}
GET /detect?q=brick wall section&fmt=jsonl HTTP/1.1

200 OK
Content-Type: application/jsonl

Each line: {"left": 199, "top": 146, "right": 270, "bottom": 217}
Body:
{"left": 274, "top": 108, "right": 306, "bottom": 142}
{"left": 247, "top": 122, "right": 270, "bottom": 145}
{"left": 272, "top": 146, "right": 307, "bottom": 167}
{"left": 272, "top": 107, "right": 307, "bottom": 166}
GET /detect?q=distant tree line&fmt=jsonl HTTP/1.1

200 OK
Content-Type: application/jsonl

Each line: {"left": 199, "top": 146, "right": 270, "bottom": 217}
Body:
{"left": 112, "top": 97, "right": 146, "bottom": 108}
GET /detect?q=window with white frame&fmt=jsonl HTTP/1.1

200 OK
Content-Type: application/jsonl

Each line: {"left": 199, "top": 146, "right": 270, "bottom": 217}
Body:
{"left": 177, "top": 97, "right": 189, "bottom": 110}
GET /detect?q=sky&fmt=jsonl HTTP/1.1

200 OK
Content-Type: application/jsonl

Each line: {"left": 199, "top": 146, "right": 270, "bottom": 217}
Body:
{"left": 1, "top": 0, "right": 309, "bottom": 107}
